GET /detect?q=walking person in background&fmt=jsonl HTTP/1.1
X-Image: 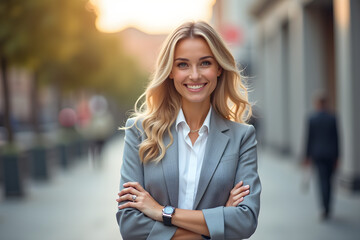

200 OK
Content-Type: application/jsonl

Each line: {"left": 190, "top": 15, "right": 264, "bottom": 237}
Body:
{"left": 304, "top": 93, "right": 339, "bottom": 220}
{"left": 115, "top": 21, "right": 261, "bottom": 239}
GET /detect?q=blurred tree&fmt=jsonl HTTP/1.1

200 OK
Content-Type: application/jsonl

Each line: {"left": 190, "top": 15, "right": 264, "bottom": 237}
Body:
{"left": 0, "top": 0, "right": 24, "bottom": 143}
{"left": 0, "top": 0, "right": 146, "bottom": 144}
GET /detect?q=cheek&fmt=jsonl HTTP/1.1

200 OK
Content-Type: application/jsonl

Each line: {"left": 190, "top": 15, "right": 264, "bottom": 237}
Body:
{"left": 172, "top": 77, "right": 184, "bottom": 94}
{"left": 172, "top": 70, "right": 188, "bottom": 80}
{"left": 202, "top": 67, "right": 219, "bottom": 79}
{"left": 203, "top": 70, "right": 218, "bottom": 85}
{"left": 173, "top": 80, "right": 181, "bottom": 93}
{"left": 172, "top": 71, "right": 187, "bottom": 86}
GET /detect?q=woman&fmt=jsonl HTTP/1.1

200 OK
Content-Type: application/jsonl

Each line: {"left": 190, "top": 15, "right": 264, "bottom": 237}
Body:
{"left": 116, "top": 21, "right": 261, "bottom": 240}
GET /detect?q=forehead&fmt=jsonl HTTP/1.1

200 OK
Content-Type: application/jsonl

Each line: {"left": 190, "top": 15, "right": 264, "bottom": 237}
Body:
{"left": 174, "top": 37, "right": 214, "bottom": 57}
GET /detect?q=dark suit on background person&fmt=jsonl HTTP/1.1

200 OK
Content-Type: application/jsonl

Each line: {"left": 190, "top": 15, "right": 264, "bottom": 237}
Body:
{"left": 305, "top": 96, "right": 339, "bottom": 220}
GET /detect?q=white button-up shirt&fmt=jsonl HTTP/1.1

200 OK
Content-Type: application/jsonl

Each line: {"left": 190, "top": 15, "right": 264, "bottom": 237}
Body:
{"left": 176, "top": 107, "right": 212, "bottom": 210}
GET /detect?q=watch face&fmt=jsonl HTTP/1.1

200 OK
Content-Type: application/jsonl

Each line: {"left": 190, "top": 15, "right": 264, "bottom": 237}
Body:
{"left": 163, "top": 206, "right": 174, "bottom": 214}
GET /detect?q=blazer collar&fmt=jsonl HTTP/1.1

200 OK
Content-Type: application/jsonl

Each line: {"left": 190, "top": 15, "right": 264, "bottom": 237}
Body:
{"left": 161, "top": 110, "right": 230, "bottom": 208}
{"left": 161, "top": 123, "right": 179, "bottom": 207}
{"left": 193, "top": 111, "right": 230, "bottom": 209}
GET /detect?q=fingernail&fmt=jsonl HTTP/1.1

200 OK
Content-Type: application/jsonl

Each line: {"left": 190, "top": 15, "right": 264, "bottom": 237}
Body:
{"left": 245, "top": 185, "right": 249, "bottom": 188}
{"left": 240, "top": 197, "right": 244, "bottom": 201}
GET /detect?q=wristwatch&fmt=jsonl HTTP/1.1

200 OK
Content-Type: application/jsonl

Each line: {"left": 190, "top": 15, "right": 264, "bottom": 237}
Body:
{"left": 162, "top": 205, "right": 176, "bottom": 226}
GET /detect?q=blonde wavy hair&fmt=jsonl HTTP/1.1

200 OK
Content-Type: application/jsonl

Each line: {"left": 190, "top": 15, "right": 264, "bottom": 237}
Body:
{"left": 129, "top": 21, "right": 252, "bottom": 163}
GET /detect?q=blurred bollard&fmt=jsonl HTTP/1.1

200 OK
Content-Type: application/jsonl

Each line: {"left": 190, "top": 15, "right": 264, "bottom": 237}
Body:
{"left": 31, "top": 146, "right": 49, "bottom": 180}
{"left": 72, "top": 137, "right": 85, "bottom": 160}
{"left": 57, "top": 143, "right": 72, "bottom": 170}
{"left": 57, "top": 108, "right": 78, "bottom": 169}
{"left": 1, "top": 148, "right": 25, "bottom": 197}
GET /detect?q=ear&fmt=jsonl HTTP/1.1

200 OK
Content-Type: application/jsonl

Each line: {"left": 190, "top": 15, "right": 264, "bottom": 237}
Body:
{"left": 169, "top": 71, "right": 174, "bottom": 79}
{"left": 217, "top": 67, "right": 222, "bottom": 77}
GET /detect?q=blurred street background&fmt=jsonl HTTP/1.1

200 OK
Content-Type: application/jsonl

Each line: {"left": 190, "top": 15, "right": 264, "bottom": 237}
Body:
{"left": 1, "top": 136, "right": 359, "bottom": 240}
{"left": 1, "top": 0, "right": 360, "bottom": 239}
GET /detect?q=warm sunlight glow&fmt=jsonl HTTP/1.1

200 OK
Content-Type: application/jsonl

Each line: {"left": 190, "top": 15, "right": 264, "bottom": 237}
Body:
{"left": 91, "top": 0, "right": 216, "bottom": 34}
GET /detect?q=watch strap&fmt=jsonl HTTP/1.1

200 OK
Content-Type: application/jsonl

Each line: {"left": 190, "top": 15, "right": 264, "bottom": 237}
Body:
{"left": 162, "top": 206, "right": 175, "bottom": 226}
{"left": 163, "top": 214, "right": 172, "bottom": 226}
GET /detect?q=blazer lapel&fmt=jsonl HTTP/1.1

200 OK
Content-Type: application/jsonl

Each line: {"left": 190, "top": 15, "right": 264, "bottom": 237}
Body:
{"left": 193, "top": 111, "right": 230, "bottom": 209}
{"left": 161, "top": 124, "right": 179, "bottom": 207}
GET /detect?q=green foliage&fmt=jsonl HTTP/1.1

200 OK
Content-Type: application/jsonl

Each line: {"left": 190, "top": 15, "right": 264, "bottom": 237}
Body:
{"left": 0, "top": 142, "right": 20, "bottom": 156}
{"left": 0, "top": 0, "right": 146, "bottom": 107}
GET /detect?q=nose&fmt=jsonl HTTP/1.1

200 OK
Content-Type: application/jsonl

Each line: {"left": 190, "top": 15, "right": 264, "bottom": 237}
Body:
{"left": 189, "top": 66, "right": 200, "bottom": 80}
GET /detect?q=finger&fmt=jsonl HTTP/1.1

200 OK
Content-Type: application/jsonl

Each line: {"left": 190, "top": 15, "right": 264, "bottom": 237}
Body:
{"left": 117, "top": 193, "right": 134, "bottom": 203}
{"left": 230, "top": 182, "right": 247, "bottom": 195}
{"left": 118, "top": 201, "right": 136, "bottom": 210}
{"left": 237, "top": 186, "right": 250, "bottom": 195}
{"left": 231, "top": 181, "right": 243, "bottom": 193}
{"left": 230, "top": 188, "right": 241, "bottom": 196}
{"left": 123, "top": 182, "right": 145, "bottom": 192}
{"left": 238, "top": 189, "right": 250, "bottom": 199}
{"left": 231, "top": 184, "right": 248, "bottom": 196}
{"left": 231, "top": 189, "right": 250, "bottom": 202}
{"left": 234, "top": 181, "right": 244, "bottom": 188}
{"left": 119, "top": 187, "right": 140, "bottom": 197}
{"left": 232, "top": 197, "right": 244, "bottom": 206}
{"left": 239, "top": 185, "right": 250, "bottom": 191}
{"left": 240, "top": 189, "right": 250, "bottom": 198}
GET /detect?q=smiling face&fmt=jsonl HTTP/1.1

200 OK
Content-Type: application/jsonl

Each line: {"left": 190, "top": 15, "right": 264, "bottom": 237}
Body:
{"left": 169, "top": 37, "right": 222, "bottom": 109}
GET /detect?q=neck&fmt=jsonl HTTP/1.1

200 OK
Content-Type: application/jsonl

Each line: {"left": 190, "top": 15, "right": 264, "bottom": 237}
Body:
{"left": 181, "top": 101, "right": 210, "bottom": 131}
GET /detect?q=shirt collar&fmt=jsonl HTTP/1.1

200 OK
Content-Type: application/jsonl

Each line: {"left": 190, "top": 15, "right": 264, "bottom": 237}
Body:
{"left": 176, "top": 106, "right": 212, "bottom": 133}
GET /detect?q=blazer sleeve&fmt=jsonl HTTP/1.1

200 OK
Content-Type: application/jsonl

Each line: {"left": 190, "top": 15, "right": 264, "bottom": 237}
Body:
{"left": 116, "top": 118, "right": 177, "bottom": 240}
{"left": 202, "top": 125, "right": 261, "bottom": 240}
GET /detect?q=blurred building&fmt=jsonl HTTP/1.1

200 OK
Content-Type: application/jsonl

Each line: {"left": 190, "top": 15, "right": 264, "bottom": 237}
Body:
{"left": 0, "top": 68, "right": 32, "bottom": 130}
{"left": 212, "top": 0, "right": 255, "bottom": 73}
{"left": 249, "top": 0, "right": 360, "bottom": 191}
{"left": 0, "top": 67, "right": 60, "bottom": 147}
{"left": 117, "top": 28, "right": 167, "bottom": 74}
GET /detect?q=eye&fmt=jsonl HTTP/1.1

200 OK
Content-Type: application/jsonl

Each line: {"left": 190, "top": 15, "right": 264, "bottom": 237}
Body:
{"left": 200, "top": 61, "right": 211, "bottom": 67}
{"left": 177, "top": 62, "right": 188, "bottom": 68}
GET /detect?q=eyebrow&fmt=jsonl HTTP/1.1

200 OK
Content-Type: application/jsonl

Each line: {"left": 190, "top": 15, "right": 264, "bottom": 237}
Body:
{"left": 174, "top": 56, "right": 215, "bottom": 62}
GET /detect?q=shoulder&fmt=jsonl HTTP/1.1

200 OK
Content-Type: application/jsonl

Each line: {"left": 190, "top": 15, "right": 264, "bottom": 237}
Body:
{"left": 220, "top": 117, "right": 256, "bottom": 141}
{"left": 212, "top": 111, "right": 254, "bottom": 133}
{"left": 124, "top": 117, "right": 145, "bottom": 140}
{"left": 225, "top": 118, "right": 255, "bottom": 133}
{"left": 125, "top": 117, "right": 144, "bottom": 129}
{"left": 223, "top": 120, "right": 257, "bottom": 155}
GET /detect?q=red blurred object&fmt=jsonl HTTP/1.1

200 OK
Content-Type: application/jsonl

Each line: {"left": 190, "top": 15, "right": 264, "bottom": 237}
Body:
{"left": 76, "top": 100, "right": 91, "bottom": 127}
{"left": 58, "top": 108, "right": 77, "bottom": 127}
{"left": 221, "top": 24, "right": 243, "bottom": 45}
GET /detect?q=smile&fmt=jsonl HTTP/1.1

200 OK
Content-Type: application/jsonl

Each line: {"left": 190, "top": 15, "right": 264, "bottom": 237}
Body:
{"left": 185, "top": 83, "right": 207, "bottom": 90}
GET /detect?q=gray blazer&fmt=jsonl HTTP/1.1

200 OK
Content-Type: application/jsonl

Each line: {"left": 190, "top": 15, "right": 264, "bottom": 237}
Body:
{"left": 116, "top": 111, "right": 261, "bottom": 240}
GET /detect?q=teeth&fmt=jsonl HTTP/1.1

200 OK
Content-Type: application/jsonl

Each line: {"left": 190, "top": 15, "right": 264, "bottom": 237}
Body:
{"left": 187, "top": 84, "right": 205, "bottom": 89}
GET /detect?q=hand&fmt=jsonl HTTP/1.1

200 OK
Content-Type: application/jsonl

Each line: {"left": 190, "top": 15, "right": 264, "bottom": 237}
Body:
{"left": 117, "top": 182, "right": 163, "bottom": 221}
{"left": 226, "top": 181, "right": 250, "bottom": 207}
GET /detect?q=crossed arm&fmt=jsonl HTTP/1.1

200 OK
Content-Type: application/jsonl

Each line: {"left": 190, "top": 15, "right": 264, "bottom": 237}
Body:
{"left": 116, "top": 181, "right": 250, "bottom": 239}
{"left": 116, "top": 119, "right": 260, "bottom": 240}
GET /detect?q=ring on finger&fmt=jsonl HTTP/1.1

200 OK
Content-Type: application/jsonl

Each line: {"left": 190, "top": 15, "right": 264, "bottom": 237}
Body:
{"left": 132, "top": 195, "right": 137, "bottom": 202}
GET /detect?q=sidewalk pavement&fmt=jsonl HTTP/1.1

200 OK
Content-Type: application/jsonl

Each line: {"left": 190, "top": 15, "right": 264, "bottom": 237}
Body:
{"left": 1, "top": 135, "right": 359, "bottom": 240}
{"left": 0, "top": 134, "right": 124, "bottom": 240}
{"left": 251, "top": 149, "right": 360, "bottom": 240}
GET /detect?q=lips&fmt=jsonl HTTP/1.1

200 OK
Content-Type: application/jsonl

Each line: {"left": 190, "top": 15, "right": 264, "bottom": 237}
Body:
{"left": 185, "top": 83, "right": 207, "bottom": 90}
